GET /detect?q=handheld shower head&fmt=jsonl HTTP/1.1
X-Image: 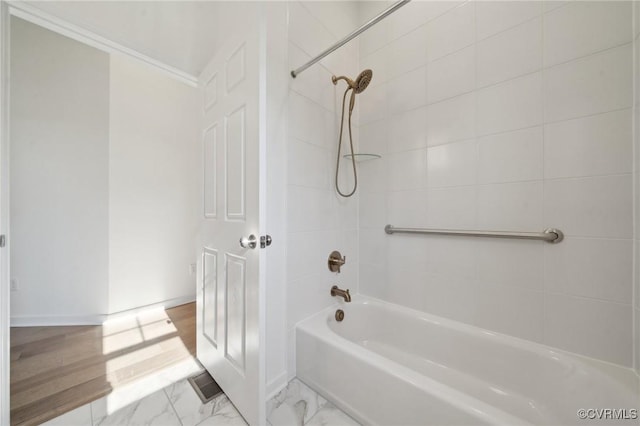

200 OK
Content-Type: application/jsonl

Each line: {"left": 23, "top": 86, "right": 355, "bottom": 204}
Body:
{"left": 353, "top": 69, "right": 372, "bottom": 94}
{"left": 331, "top": 69, "right": 373, "bottom": 93}
{"left": 332, "top": 69, "right": 374, "bottom": 113}
{"left": 332, "top": 69, "right": 374, "bottom": 198}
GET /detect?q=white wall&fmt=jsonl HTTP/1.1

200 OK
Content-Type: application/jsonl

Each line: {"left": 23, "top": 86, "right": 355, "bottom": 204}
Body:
{"left": 358, "top": 1, "right": 635, "bottom": 367}
{"left": 108, "top": 54, "right": 200, "bottom": 314}
{"left": 27, "top": 0, "right": 222, "bottom": 77}
{"left": 1, "top": 4, "right": 13, "bottom": 424}
{"left": 10, "top": 18, "right": 200, "bottom": 323}
{"left": 10, "top": 17, "right": 111, "bottom": 320}
{"left": 268, "top": 1, "right": 361, "bottom": 389}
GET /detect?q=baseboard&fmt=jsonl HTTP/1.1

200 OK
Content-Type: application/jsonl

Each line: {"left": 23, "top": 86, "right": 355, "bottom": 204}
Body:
{"left": 106, "top": 295, "right": 196, "bottom": 321}
{"left": 266, "top": 371, "right": 289, "bottom": 401}
{"left": 10, "top": 314, "right": 105, "bottom": 327}
{"left": 10, "top": 295, "right": 196, "bottom": 327}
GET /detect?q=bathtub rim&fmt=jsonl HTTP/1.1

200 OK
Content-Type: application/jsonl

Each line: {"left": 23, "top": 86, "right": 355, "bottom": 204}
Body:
{"left": 296, "top": 318, "right": 530, "bottom": 426}
{"left": 296, "top": 294, "right": 639, "bottom": 425}
{"left": 300, "top": 294, "right": 639, "bottom": 385}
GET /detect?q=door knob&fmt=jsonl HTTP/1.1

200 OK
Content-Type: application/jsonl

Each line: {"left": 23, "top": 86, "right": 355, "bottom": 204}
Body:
{"left": 240, "top": 234, "right": 257, "bottom": 249}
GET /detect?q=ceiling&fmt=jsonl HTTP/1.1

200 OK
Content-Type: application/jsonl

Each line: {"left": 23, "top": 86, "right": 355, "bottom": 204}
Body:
{"left": 26, "top": 1, "right": 224, "bottom": 77}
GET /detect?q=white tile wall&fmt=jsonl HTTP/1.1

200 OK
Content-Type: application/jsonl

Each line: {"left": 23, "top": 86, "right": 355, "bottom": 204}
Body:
{"left": 477, "top": 181, "right": 543, "bottom": 231}
{"left": 476, "top": 1, "right": 542, "bottom": 40}
{"left": 474, "top": 283, "right": 544, "bottom": 343}
{"left": 425, "top": 186, "right": 476, "bottom": 229}
{"left": 478, "top": 126, "right": 543, "bottom": 184}
{"left": 285, "top": 1, "right": 360, "bottom": 382}
{"left": 477, "top": 72, "right": 543, "bottom": 136}
{"left": 543, "top": 1, "right": 632, "bottom": 67}
{"left": 423, "top": 274, "right": 477, "bottom": 324}
{"left": 544, "top": 293, "right": 633, "bottom": 366}
{"left": 544, "top": 238, "right": 632, "bottom": 304}
{"left": 544, "top": 109, "right": 632, "bottom": 179}
{"left": 387, "top": 107, "right": 427, "bottom": 153}
{"left": 388, "top": 67, "right": 427, "bottom": 116}
{"left": 427, "top": 139, "right": 477, "bottom": 188}
{"left": 388, "top": 27, "right": 428, "bottom": 80}
{"left": 476, "top": 18, "right": 542, "bottom": 89}
{"left": 388, "top": 190, "right": 427, "bottom": 228}
{"left": 425, "top": 2, "right": 475, "bottom": 62}
{"left": 387, "top": 149, "right": 427, "bottom": 191}
{"left": 288, "top": 140, "right": 330, "bottom": 189}
{"left": 427, "top": 46, "right": 475, "bottom": 104}
{"left": 426, "top": 93, "right": 476, "bottom": 146}
{"left": 544, "top": 175, "right": 632, "bottom": 239}
{"left": 543, "top": 45, "right": 632, "bottom": 123}
{"left": 359, "top": 82, "right": 387, "bottom": 124}
{"left": 476, "top": 239, "right": 544, "bottom": 291}
{"left": 357, "top": 0, "right": 635, "bottom": 367}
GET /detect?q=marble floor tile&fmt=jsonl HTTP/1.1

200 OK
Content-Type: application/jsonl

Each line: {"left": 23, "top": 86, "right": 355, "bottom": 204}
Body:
{"left": 41, "top": 404, "right": 92, "bottom": 426}
{"left": 164, "top": 377, "right": 218, "bottom": 426}
{"left": 267, "top": 378, "right": 328, "bottom": 425}
{"left": 195, "top": 395, "right": 247, "bottom": 426}
{"left": 268, "top": 402, "right": 303, "bottom": 426}
{"left": 93, "top": 357, "right": 203, "bottom": 415}
{"left": 304, "top": 403, "right": 360, "bottom": 426}
{"left": 91, "top": 389, "right": 181, "bottom": 426}
{"left": 43, "top": 375, "right": 356, "bottom": 426}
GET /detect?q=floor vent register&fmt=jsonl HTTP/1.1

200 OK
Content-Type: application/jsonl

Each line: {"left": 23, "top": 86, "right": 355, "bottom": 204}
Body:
{"left": 188, "top": 370, "right": 223, "bottom": 404}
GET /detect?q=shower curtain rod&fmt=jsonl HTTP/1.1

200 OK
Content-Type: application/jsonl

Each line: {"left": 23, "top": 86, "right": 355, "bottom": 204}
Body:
{"left": 290, "top": 0, "right": 411, "bottom": 78}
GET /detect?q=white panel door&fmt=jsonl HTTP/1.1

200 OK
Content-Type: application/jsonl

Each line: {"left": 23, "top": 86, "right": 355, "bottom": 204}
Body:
{"left": 196, "top": 8, "right": 265, "bottom": 426}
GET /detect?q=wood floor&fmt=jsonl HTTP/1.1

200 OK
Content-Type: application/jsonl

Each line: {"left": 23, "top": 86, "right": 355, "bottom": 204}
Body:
{"left": 10, "top": 302, "right": 196, "bottom": 426}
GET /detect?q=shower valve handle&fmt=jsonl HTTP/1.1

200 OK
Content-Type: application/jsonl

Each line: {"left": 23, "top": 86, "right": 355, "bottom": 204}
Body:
{"left": 328, "top": 250, "right": 346, "bottom": 273}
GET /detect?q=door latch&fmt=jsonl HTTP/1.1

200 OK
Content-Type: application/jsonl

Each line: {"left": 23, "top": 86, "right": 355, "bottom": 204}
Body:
{"left": 260, "top": 235, "right": 272, "bottom": 249}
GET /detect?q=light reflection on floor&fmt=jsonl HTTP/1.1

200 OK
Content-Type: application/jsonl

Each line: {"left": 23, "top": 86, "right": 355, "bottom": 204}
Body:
{"left": 100, "top": 306, "right": 201, "bottom": 416}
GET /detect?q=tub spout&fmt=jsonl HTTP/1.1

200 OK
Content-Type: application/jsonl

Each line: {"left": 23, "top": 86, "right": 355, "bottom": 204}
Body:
{"left": 331, "top": 285, "right": 351, "bottom": 302}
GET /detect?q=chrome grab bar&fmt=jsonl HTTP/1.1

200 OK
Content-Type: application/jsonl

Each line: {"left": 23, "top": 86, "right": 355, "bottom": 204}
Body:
{"left": 384, "top": 225, "right": 564, "bottom": 244}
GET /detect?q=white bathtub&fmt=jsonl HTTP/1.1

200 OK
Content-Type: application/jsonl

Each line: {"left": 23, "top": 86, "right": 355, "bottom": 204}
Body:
{"left": 296, "top": 296, "right": 639, "bottom": 426}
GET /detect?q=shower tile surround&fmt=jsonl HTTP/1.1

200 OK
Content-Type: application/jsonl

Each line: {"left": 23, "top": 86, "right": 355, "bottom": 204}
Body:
{"left": 355, "top": 0, "right": 636, "bottom": 368}
{"left": 281, "top": 0, "right": 640, "bottom": 398}
{"left": 283, "top": 1, "right": 361, "bottom": 384}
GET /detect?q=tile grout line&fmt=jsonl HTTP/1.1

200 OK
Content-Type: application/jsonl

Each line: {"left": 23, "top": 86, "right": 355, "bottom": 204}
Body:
{"left": 541, "top": 2, "right": 549, "bottom": 347}
{"left": 365, "top": 38, "right": 632, "bottom": 101}
{"left": 361, "top": 96, "right": 631, "bottom": 137}
{"left": 163, "top": 387, "right": 185, "bottom": 426}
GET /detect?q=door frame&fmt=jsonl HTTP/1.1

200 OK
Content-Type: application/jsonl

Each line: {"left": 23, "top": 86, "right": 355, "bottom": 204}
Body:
{"left": 0, "top": 1, "right": 9, "bottom": 424}
{"left": 257, "top": 3, "right": 267, "bottom": 422}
